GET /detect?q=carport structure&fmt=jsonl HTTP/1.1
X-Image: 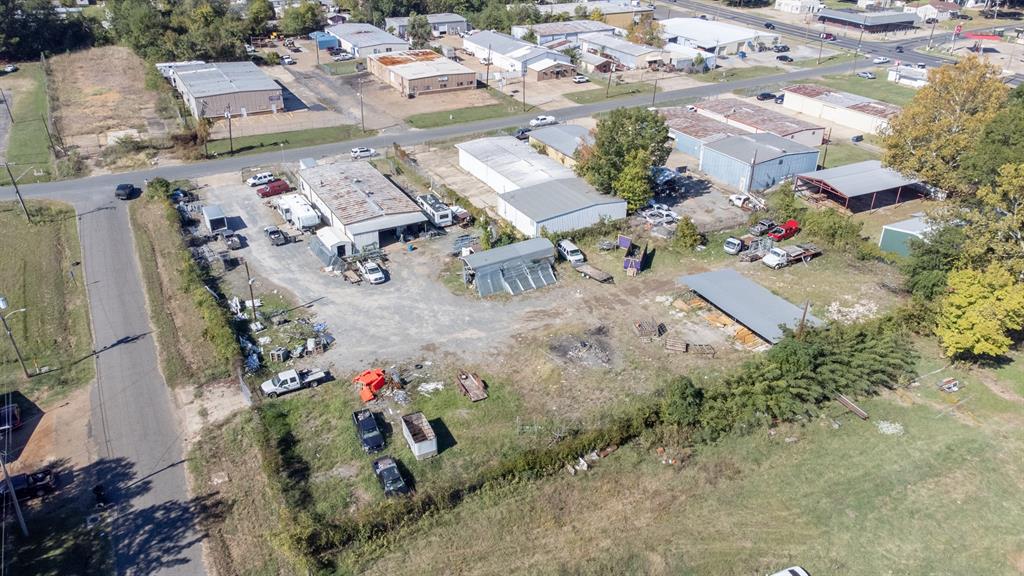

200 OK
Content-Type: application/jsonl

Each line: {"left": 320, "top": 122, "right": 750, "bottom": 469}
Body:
{"left": 679, "top": 269, "right": 822, "bottom": 344}
{"left": 795, "top": 160, "right": 925, "bottom": 213}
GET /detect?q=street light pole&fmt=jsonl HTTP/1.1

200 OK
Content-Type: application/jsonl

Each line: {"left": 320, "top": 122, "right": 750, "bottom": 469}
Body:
{"left": 3, "top": 163, "right": 32, "bottom": 223}
{"left": 358, "top": 82, "right": 365, "bottom": 132}
{"left": 0, "top": 297, "right": 29, "bottom": 379}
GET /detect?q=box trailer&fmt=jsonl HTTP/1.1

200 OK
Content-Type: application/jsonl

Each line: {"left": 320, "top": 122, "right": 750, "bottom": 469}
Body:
{"left": 416, "top": 193, "right": 453, "bottom": 227}
{"left": 202, "top": 205, "right": 228, "bottom": 235}
{"left": 276, "top": 194, "right": 320, "bottom": 229}
{"left": 400, "top": 412, "right": 437, "bottom": 460}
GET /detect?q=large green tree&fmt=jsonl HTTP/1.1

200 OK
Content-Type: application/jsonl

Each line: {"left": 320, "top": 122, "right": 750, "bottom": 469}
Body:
{"left": 406, "top": 12, "right": 432, "bottom": 49}
{"left": 882, "top": 55, "right": 1007, "bottom": 195}
{"left": 247, "top": 0, "right": 276, "bottom": 34}
{"left": 935, "top": 264, "right": 1024, "bottom": 358}
{"left": 613, "top": 149, "right": 655, "bottom": 211}
{"left": 575, "top": 107, "right": 670, "bottom": 197}
{"left": 959, "top": 162, "right": 1024, "bottom": 279}
{"left": 280, "top": 0, "right": 324, "bottom": 36}
{"left": 1, "top": 0, "right": 97, "bottom": 59}
{"left": 901, "top": 224, "right": 965, "bottom": 300}
{"left": 960, "top": 85, "right": 1024, "bottom": 189}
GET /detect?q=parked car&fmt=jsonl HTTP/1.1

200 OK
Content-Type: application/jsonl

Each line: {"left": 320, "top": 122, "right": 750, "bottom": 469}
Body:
{"left": 767, "top": 219, "right": 800, "bottom": 241}
{"left": 358, "top": 260, "right": 387, "bottom": 284}
{"left": 954, "top": 13, "right": 973, "bottom": 19}
{"left": 0, "top": 468, "right": 56, "bottom": 501}
{"left": 774, "top": 94, "right": 785, "bottom": 104}
{"left": 247, "top": 172, "right": 275, "bottom": 186}
{"left": 260, "top": 368, "right": 329, "bottom": 398}
{"left": 264, "top": 225, "right": 289, "bottom": 246}
{"left": 916, "top": 62, "right": 927, "bottom": 69}
{"left": 820, "top": 32, "right": 836, "bottom": 40}
{"left": 856, "top": 71, "right": 876, "bottom": 79}
{"left": 772, "top": 44, "right": 790, "bottom": 52}
{"left": 776, "top": 55, "right": 794, "bottom": 62}
{"left": 352, "top": 409, "right": 386, "bottom": 454}
{"left": 572, "top": 74, "right": 589, "bottom": 83}
{"left": 2, "top": 64, "right": 17, "bottom": 73}
{"left": 749, "top": 218, "right": 776, "bottom": 236}
{"left": 114, "top": 183, "right": 137, "bottom": 200}
{"left": 529, "top": 115, "right": 557, "bottom": 127}
{"left": 350, "top": 147, "right": 377, "bottom": 159}
{"left": 641, "top": 209, "right": 678, "bottom": 226}
{"left": 373, "top": 455, "right": 411, "bottom": 496}
{"left": 333, "top": 53, "right": 354, "bottom": 61}
{"left": 514, "top": 127, "right": 532, "bottom": 140}
{"left": 768, "top": 568, "right": 810, "bottom": 576}
{"left": 756, "top": 92, "right": 777, "bottom": 101}
{"left": 895, "top": 45, "right": 904, "bottom": 53}
{"left": 764, "top": 22, "right": 776, "bottom": 29}
{"left": 281, "top": 55, "right": 295, "bottom": 65}
{"left": 257, "top": 179, "right": 291, "bottom": 198}
{"left": 925, "top": 17, "right": 938, "bottom": 24}
{"left": 557, "top": 239, "right": 586, "bottom": 266}
{"left": 723, "top": 236, "right": 745, "bottom": 255}
{"left": 872, "top": 56, "right": 891, "bottom": 64}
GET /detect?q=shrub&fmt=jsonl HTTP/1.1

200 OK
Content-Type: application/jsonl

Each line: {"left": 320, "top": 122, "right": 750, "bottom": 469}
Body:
{"left": 55, "top": 150, "right": 88, "bottom": 179}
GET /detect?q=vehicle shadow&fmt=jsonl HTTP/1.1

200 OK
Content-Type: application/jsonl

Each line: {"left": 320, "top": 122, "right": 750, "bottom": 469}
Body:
{"left": 2, "top": 390, "right": 43, "bottom": 463}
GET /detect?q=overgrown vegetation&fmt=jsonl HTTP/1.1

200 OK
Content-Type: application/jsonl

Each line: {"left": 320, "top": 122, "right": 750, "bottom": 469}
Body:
{"left": 0, "top": 63, "right": 54, "bottom": 184}
{"left": 576, "top": 107, "right": 670, "bottom": 207}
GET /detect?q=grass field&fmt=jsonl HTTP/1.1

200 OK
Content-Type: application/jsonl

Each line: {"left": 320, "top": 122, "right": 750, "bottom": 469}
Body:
{"left": 320, "top": 59, "right": 366, "bottom": 76}
{"left": 818, "top": 141, "right": 881, "bottom": 168}
{"left": 0, "top": 202, "right": 93, "bottom": 403}
{"left": 350, "top": 341, "right": 1024, "bottom": 575}
{"left": 406, "top": 88, "right": 524, "bottom": 129}
{"left": 205, "top": 125, "right": 374, "bottom": 157}
{"left": 793, "top": 51, "right": 858, "bottom": 68}
{"left": 565, "top": 80, "right": 656, "bottom": 105}
{"left": 703, "top": 65, "right": 785, "bottom": 83}
{"left": 128, "top": 190, "right": 230, "bottom": 388}
{"left": 818, "top": 73, "right": 919, "bottom": 106}
{"left": 0, "top": 63, "right": 53, "bottom": 184}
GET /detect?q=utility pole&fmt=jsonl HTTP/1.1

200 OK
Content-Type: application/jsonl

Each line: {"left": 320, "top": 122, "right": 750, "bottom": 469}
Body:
{"left": 225, "top": 106, "right": 234, "bottom": 155}
{"left": 1, "top": 456, "right": 28, "bottom": 537}
{"left": 358, "top": 82, "right": 365, "bottom": 132}
{"left": 796, "top": 301, "right": 810, "bottom": 339}
{"left": 820, "top": 127, "right": 832, "bottom": 168}
{"left": 40, "top": 114, "right": 57, "bottom": 156}
{"left": 4, "top": 163, "right": 31, "bottom": 223}
{"left": 243, "top": 261, "right": 257, "bottom": 325}
{"left": 605, "top": 65, "right": 614, "bottom": 98}
{"left": 0, "top": 297, "right": 29, "bottom": 379}
{"left": 484, "top": 44, "right": 492, "bottom": 88}
{"left": 817, "top": 27, "right": 825, "bottom": 64}
{"left": 928, "top": 18, "right": 938, "bottom": 49}
{"left": 0, "top": 88, "right": 12, "bottom": 122}
{"left": 521, "top": 70, "right": 527, "bottom": 112}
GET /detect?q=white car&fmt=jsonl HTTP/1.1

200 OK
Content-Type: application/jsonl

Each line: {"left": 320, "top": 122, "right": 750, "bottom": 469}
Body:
{"left": 332, "top": 53, "right": 353, "bottom": 61}
{"left": 856, "top": 71, "right": 876, "bottom": 79}
{"left": 246, "top": 172, "right": 275, "bottom": 186}
{"left": 2, "top": 64, "right": 17, "bottom": 73}
{"left": 572, "top": 75, "right": 589, "bottom": 84}
{"left": 729, "top": 194, "right": 750, "bottom": 208}
{"left": 358, "top": 260, "right": 386, "bottom": 284}
{"left": 768, "top": 568, "right": 810, "bottom": 576}
{"left": 281, "top": 55, "right": 295, "bottom": 65}
{"left": 529, "top": 115, "right": 557, "bottom": 128}
{"left": 556, "top": 239, "right": 586, "bottom": 265}
{"left": 350, "top": 147, "right": 376, "bottom": 159}
{"left": 872, "top": 56, "right": 890, "bottom": 64}
{"left": 641, "top": 209, "right": 678, "bottom": 226}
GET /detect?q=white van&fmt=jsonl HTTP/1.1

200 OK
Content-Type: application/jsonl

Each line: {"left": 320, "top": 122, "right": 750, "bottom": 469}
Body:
{"left": 247, "top": 172, "right": 275, "bottom": 186}
{"left": 557, "top": 239, "right": 586, "bottom": 266}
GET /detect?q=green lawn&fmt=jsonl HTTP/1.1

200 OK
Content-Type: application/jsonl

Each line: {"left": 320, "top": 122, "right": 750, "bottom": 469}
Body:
{"left": 702, "top": 65, "right": 785, "bottom": 83}
{"left": 319, "top": 59, "right": 366, "bottom": 76}
{"left": 0, "top": 201, "right": 93, "bottom": 403}
{"left": 817, "top": 73, "right": 919, "bottom": 106}
{"left": 792, "top": 51, "right": 858, "bottom": 68}
{"left": 818, "top": 141, "right": 881, "bottom": 168}
{"left": 206, "top": 125, "right": 374, "bottom": 157}
{"left": 0, "top": 63, "right": 53, "bottom": 184}
{"left": 565, "top": 80, "right": 656, "bottom": 105}
{"left": 406, "top": 88, "right": 523, "bottom": 128}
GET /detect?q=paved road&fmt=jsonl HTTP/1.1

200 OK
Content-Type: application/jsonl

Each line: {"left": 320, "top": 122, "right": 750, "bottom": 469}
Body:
{"left": 79, "top": 197, "right": 204, "bottom": 575}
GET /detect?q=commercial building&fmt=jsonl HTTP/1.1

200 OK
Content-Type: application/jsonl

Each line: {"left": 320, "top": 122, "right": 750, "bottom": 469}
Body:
{"left": 384, "top": 13, "right": 468, "bottom": 39}
{"left": 461, "top": 238, "right": 557, "bottom": 297}
{"left": 887, "top": 65, "right": 929, "bottom": 88}
{"left": 462, "top": 30, "right": 571, "bottom": 75}
{"left": 579, "top": 32, "right": 664, "bottom": 69}
{"left": 904, "top": 0, "right": 959, "bottom": 22}
{"left": 816, "top": 8, "right": 919, "bottom": 32}
{"left": 774, "top": 0, "right": 823, "bottom": 14}
{"left": 511, "top": 20, "right": 619, "bottom": 46}
{"left": 455, "top": 136, "right": 575, "bottom": 194}
{"left": 679, "top": 269, "right": 823, "bottom": 344}
{"left": 366, "top": 50, "right": 477, "bottom": 97}
{"left": 781, "top": 84, "right": 902, "bottom": 135}
{"left": 795, "top": 160, "right": 925, "bottom": 212}
{"left": 660, "top": 108, "right": 742, "bottom": 158}
{"left": 580, "top": 51, "right": 615, "bottom": 73}
{"left": 528, "top": 124, "right": 594, "bottom": 166}
{"left": 326, "top": 23, "right": 409, "bottom": 57}
{"left": 296, "top": 159, "right": 427, "bottom": 255}
{"left": 694, "top": 98, "right": 825, "bottom": 147}
{"left": 879, "top": 215, "right": 932, "bottom": 256}
{"left": 497, "top": 179, "right": 625, "bottom": 238}
{"left": 700, "top": 133, "right": 819, "bottom": 192}
{"left": 167, "top": 61, "right": 282, "bottom": 119}
{"left": 659, "top": 18, "right": 779, "bottom": 55}
{"left": 527, "top": 58, "right": 577, "bottom": 81}
{"left": 534, "top": 1, "right": 654, "bottom": 28}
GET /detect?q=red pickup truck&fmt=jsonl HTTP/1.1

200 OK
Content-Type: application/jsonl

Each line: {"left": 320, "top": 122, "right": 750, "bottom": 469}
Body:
{"left": 767, "top": 219, "right": 800, "bottom": 241}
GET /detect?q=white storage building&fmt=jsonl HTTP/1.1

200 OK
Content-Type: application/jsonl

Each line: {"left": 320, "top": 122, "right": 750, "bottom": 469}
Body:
{"left": 461, "top": 30, "right": 571, "bottom": 75}
{"left": 326, "top": 23, "right": 409, "bottom": 57}
{"left": 455, "top": 136, "right": 575, "bottom": 194}
{"left": 774, "top": 0, "right": 823, "bottom": 13}
{"left": 497, "top": 178, "right": 626, "bottom": 237}
{"left": 781, "top": 84, "right": 902, "bottom": 135}
{"left": 297, "top": 159, "right": 427, "bottom": 255}
{"left": 659, "top": 18, "right": 778, "bottom": 55}
{"left": 511, "top": 20, "right": 619, "bottom": 46}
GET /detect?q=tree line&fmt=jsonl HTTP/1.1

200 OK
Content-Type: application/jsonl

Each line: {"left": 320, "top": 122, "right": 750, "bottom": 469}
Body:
{"left": 0, "top": 0, "right": 102, "bottom": 60}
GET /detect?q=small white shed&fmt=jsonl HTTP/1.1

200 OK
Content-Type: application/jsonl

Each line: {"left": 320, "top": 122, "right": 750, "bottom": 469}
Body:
{"left": 401, "top": 412, "right": 438, "bottom": 460}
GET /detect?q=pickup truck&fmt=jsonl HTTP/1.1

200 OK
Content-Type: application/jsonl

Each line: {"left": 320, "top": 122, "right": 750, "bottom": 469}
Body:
{"left": 352, "top": 409, "right": 386, "bottom": 454}
{"left": 761, "top": 243, "right": 821, "bottom": 269}
{"left": 358, "top": 260, "right": 387, "bottom": 284}
{"left": 372, "top": 455, "right": 411, "bottom": 497}
{"left": 748, "top": 219, "right": 775, "bottom": 237}
{"left": 767, "top": 219, "right": 800, "bottom": 241}
{"left": 260, "top": 368, "right": 329, "bottom": 398}
{"left": 0, "top": 468, "right": 56, "bottom": 500}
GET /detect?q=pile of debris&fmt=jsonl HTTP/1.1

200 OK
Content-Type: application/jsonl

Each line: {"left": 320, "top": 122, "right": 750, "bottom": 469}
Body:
{"left": 549, "top": 327, "right": 613, "bottom": 368}
{"left": 565, "top": 445, "right": 618, "bottom": 476}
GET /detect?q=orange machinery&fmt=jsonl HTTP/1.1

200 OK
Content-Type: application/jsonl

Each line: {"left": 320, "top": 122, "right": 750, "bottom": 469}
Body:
{"left": 354, "top": 368, "right": 388, "bottom": 402}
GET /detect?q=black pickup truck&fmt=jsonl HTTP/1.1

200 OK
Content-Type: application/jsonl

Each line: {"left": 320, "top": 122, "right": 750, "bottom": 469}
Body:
{"left": 372, "top": 456, "right": 410, "bottom": 497}
{"left": 352, "top": 409, "right": 385, "bottom": 454}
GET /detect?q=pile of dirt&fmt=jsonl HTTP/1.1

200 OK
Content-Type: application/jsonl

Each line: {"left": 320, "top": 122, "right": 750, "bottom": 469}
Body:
{"left": 548, "top": 326, "right": 614, "bottom": 368}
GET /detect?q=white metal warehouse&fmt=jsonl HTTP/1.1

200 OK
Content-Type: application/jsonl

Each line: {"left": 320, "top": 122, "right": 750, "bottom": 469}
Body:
{"left": 296, "top": 159, "right": 427, "bottom": 255}
{"left": 497, "top": 178, "right": 626, "bottom": 237}
{"left": 456, "top": 136, "right": 574, "bottom": 194}
{"left": 168, "top": 61, "right": 283, "bottom": 119}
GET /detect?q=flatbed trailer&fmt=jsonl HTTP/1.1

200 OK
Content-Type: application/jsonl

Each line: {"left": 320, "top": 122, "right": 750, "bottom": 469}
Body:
{"left": 574, "top": 263, "right": 613, "bottom": 283}
{"left": 457, "top": 370, "right": 488, "bottom": 402}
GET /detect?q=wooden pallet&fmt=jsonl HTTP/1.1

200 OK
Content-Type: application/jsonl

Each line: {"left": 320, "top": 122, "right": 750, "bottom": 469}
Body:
{"left": 664, "top": 337, "right": 688, "bottom": 352}
{"left": 633, "top": 319, "right": 666, "bottom": 342}
{"left": 457, "top": 370, "right": 488, "bottom": 402}
{"left": 690, "top": 344, "right": 716, "bottom": 358}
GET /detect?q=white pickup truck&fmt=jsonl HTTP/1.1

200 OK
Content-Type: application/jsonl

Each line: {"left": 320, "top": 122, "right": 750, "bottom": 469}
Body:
{"left": 358, "top": 260, "right": 387, "bottom": 284}
{"left": 260, "top": 368, "right": 329, "bottom": 398}
{"left": 761, "top": 244, "right": 821, "bottom": 269}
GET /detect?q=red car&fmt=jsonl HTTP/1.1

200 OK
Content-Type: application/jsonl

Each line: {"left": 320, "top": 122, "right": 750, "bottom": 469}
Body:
{"left": 767, "top": 219, "right": 800, "bottom": 241}
{"left": 256, "top": 179, "right": 291, "bottom": 198}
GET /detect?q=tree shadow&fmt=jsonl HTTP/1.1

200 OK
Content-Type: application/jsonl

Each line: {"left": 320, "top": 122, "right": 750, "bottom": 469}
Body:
{"left": 3, "top": 390, "right": 43, "bottom": 463}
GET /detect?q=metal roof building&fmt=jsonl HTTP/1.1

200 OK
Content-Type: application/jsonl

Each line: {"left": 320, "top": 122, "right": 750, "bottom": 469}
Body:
{"left": 462, "top": 30, "right": 571, "bottom": 74}
{"left": 695, "top": 97, "right": 825, "bottom": 147}
{"left": 527, "top": 124, "right": 594, "bottom": 166}
{"left": 168, "top": 62, "right": 282, "bottom": 119}
{"left": 879, "top": 214, "right": 933, "bottom": 256}
{"left": 456, "top": 136, "right": 575, "bottom": 194}
{"left": 511, "top": 20, "right": 619, "bottom": 46}
{"left": 384, "top": 13, "right": 468, "bottom": 39}
{"left": 659, "top": 18, "right": 779, "bottom": 55}
{"left": 461, "top": 238, "right": 557, "bottom": 297}
{"left": 817, "top": 8, "right": 918, "bottom": 31}
{"left": 535, "top": 1, "right": 655, "bottom": 28}
{"left": 326, "top": 23, "right": 409, "bottom": 56}
{"left": 679, "top": 268, "right": 823, "bottom": 344}
{"left": 297, "top": 159, "right": 427, "bottom": 254}
{"left": 661, "top": 108, "right": 742, "bottom": 158}
{"left": 365, "top": 50, "right": 477, "bottom": 96}
{"left": 795, "top": 160, "right": 925, "bottom": 212}
{"left": 701, "top": 133, "right": 819, "bottom": 193}
{"left": 579, "top": 32, "right": 663, "bottom": 69}
{"left": 782, "top": 84, "right": 902, "bottom": 135}
{"left": 496, "top": 178, "right": 626, "bottom": 237}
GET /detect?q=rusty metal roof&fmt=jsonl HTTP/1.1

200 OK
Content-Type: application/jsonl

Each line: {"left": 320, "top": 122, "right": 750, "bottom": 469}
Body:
{"left": 696, "top": 98, "right": 824, "bottom": 137}
{"left": 298, "top": 160, "right": 422, "bottom": 225}
{"left": 783, "top": 84, "right": 902, "bottom": 119}
{"left": 661, "top": 108, "right": 741, "bottom": 141}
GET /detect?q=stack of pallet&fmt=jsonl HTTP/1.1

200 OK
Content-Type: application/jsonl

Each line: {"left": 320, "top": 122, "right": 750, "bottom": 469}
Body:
{"left": 734, "top": 327, "right": 762, "bottom": 348}
{"left": 705, "top": 312, "right": 734, "bottom": 328}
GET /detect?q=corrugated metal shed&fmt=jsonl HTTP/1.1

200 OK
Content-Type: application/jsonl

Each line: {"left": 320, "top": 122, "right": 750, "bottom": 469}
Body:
{"left": 703, "top": 133, "right": 816, "bottom": 163}
{"left": 696, "top": 98, "right": 825, "bottom": 139}
{"left": 172, "top": 62, "right": 279, "bottom": 98}
{"left": 499, "top": 178, "right": 621, "bottom": 223}
{"left": 327, "top": 23, "right": 407, "bottom": 48}
{"left": 818, "top": 8, "right": 918, "bottom": 25}
{"left": 679, "top": 269, "right": 822, "bottom": 343}
{"left": 456, "top": 136, "right": 575, "bottom": 193}
{"left": 462, "top": 237, "right": 555, "bottom": 270}
{"left": 298, "top": 160, "right": 423, "bottom": 224}
{"left": 528, "top": 124, "right": 594, "bottom": 158}
{"left": 796, "top": 160, "right": 919, "bottom": 198}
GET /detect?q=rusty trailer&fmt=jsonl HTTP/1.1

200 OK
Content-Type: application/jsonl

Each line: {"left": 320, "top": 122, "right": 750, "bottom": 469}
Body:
{"left": 457, "top": 370, "right": 488, "bottom": 402}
